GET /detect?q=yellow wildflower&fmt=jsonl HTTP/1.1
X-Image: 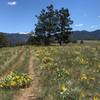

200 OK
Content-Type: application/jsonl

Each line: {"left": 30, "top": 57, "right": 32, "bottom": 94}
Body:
{"left": 81, "top": 74, "right": 87, "bottom": 80}
{"left": 65, "top": 70, "right": 70, "bottom": 75}
{"left": 10, "top": 81, "right": 16, "bottom": 86}
{"left": 80, "top": 91, "right": 85, "bottom": 97}
{"left": 80, "top": 58, "right": 88, "bottom": 64}
{"left": 60, "top": 84, "right": 67, "bottom": 93}
{"left": 94, "top": 96, "right": 100, "bottom": 100}
{"left": 90, "top": 77, "right": 95, "bottom": 81}
{"left": 0, "top": 84, "right": 3, "bottom": 87}
{"left": 42, "top": 57, "right": 53, "bottom": 64}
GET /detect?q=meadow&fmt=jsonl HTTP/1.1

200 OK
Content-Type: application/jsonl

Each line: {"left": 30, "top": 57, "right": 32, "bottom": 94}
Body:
{"left": 0, "top": 42, "right": 100, "bottom": 100}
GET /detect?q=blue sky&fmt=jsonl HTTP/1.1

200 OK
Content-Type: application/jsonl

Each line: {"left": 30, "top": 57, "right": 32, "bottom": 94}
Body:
{"left": 0, "top": 0, "right": 100, "bottom": 33}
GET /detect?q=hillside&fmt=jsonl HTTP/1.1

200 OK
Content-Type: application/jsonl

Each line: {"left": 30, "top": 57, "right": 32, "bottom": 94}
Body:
{"left": 1, "top": 33, "right": 30, "bottom": 46}
{"left": 6, "top": 33, "right": 30, "bottom": 45}
{"left": 0, "top": 30, "right": 100, "bottom": 46}
{"left": 71, "top": 30, "right": 100, "bottom": 40}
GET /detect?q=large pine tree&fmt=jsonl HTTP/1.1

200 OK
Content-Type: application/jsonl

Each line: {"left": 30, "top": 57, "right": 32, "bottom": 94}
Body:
{"left": 35, "top": 4, "right": 58, "bottom": 45}
{"left": 34, "top": 4, "right": 73, "bottom": 45}
{"left": 58, "top": 8, "right": 73, "bottom": 44}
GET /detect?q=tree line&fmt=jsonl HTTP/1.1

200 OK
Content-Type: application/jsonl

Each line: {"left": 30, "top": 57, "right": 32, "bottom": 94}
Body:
{"left": 0, "top": 32, "right": 8, "bottom": 47}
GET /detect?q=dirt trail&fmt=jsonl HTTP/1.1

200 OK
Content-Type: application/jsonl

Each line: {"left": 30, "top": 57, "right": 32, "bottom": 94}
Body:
{"left": 14, "top": 50, "right": 40, "bottom": 100}
{"left": 0, "top": 48, "right": 25, "bottom": 79}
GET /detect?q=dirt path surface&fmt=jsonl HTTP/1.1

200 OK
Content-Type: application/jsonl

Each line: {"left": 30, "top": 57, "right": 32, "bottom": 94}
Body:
{"left": 0, "top": 48, "right": 25, "bottom": 79}
{"left": 14, "top": 50, "right": 40, "bottom": 100}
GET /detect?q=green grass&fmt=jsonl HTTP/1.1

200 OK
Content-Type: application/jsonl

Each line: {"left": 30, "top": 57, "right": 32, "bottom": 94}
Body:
{"left": 33, "top": 42, "right": 100, "bottom": 100}
{"left": 0, "top": 47, "right": 23, "bottom": 76}
{"left": 15, "top": 47, "right": 30, "bottom": 73}
{"left": 0, "top": 89, "right": 18, "bottom": 100}
{"left": 0, "top": 42, "right": 100, "bottom": 100}
{"left": 0, "top": 47, "right": 30, "bottom": 100}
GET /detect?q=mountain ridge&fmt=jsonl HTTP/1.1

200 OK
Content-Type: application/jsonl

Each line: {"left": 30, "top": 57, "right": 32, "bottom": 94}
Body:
{"left": 71, "top": 29, "right": 100, "bottom": 40}
{"left": 0, "top": 29, "right": 100, "bottom": 45}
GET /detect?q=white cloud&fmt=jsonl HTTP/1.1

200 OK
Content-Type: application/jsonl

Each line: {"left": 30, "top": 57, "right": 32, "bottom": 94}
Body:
{"left": 19, "top": 32, "right": 28, "bottom": 34}
{"left": 75, "top": 24, "right": 84, "bottom": 27}
{"left": 98, "top": 16, "right": 100, "bottom": 18}
{"left": 8, "top": 1, "right": 17, "bottom": 6}
{"left": 90, "top": 26, "right": 95, "bottom": 29}
{"left": 90, "top": 25, "right": 98, "bottom": 29}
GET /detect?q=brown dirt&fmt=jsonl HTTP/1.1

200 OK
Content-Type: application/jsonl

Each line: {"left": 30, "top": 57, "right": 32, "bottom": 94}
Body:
{"left": 14, "top": 50, "right": 41, "bottom": 100}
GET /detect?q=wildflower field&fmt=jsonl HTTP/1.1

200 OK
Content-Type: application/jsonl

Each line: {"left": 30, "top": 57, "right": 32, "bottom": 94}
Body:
{"left": 34, "top": 42, "right": 100, "bottom": 100}
{"left": 0, "top": 42, "right": 100, "bottom": 100}
{"left": 0, "top": 46, "right": 31, "bottom": 100}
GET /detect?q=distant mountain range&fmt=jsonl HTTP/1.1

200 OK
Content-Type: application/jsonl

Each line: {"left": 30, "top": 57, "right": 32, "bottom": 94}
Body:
{"left": 1, "top": 30, "right": 100, "bottom": 45}
{"left": 6, "top": 33, "right": 29, "bottom": 44}
{"left": 71, "top": 30, "right": 100, "bottom": 40}
{"left": 3, "top": 33, "right": 30, "bottom": 45}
